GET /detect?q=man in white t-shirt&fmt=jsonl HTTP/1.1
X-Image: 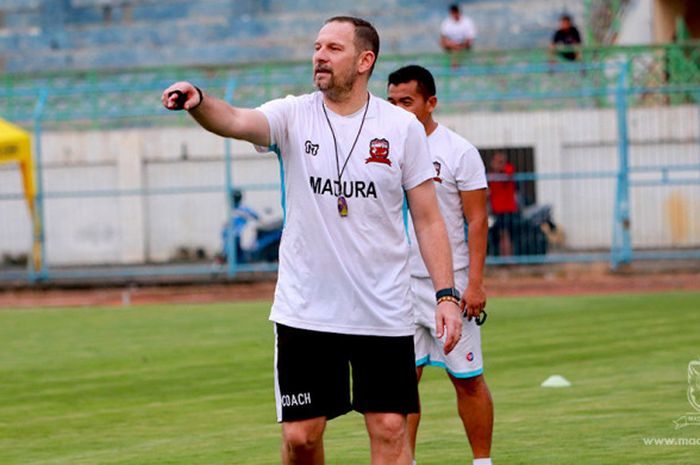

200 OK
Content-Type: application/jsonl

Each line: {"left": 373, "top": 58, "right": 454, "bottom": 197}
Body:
{"left": 387, "top": 65, "right": 493, "bottom": 465}
{"left": 163, "top": 17, "right": 463, "bottom": 465}
{"left": 440, "top": 3, "right": 477, "bottom": 67}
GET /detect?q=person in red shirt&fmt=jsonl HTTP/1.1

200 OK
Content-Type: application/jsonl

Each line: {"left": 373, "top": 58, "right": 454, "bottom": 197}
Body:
{"left": 488, "top": 152, "right": 520, "bottom": 256}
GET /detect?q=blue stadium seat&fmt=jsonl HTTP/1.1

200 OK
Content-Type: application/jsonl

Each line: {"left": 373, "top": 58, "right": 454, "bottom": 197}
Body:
{"left": 0, "top": 0, "right": 584, "bottom": 73}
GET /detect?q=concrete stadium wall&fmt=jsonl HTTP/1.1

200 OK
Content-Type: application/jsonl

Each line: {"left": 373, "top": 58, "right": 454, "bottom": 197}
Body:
{"left": 442, "top": 104, "right": 700, "bottom": 250}
{"left": 1, "top": 104, "right": 698, "bottom": 266}
{"left": 0, "top": 127, "right": 283, "bottom": 265}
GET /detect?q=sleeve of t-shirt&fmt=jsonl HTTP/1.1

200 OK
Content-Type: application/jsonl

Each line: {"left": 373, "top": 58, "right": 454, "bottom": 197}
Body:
{"left": 402, "top": 118, "right": 436, "bottom": 191}
{"left": 467, "top": 17, "right": 477, "bottom": 39}
{"left": 455, "top": 145, "right": 488, "bottom": 191}
{"left": 440, "top": 18, "right": 449, "bottom": 36}
{"left": 573, "top": 27, "right": 582, "bottom": 43}
{"left": 552, "top": 30, "right": 561, "bottom": 44}
{"left": 254, "top": 95, "right": 296, "bottom": 153}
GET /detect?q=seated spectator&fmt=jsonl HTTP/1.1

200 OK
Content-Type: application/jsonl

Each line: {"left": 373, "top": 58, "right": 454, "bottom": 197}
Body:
{"left": 550, "top": 14, "right": 582, "bottom": 62}
{"left": 440, "top": 3, "right": 477, "bottom": 67}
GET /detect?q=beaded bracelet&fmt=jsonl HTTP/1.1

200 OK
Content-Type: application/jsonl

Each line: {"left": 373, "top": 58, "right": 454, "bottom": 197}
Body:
{"left": 437, "top": 296, "right": 460, "bottom": 306}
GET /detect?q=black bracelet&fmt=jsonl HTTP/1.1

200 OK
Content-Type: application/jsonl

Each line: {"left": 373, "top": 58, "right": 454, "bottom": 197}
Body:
{"left": 435, "top": 287, "right": 460, "bottom": 302}
{"left": 189, "top": 86, "right": 204, "bottom": 110}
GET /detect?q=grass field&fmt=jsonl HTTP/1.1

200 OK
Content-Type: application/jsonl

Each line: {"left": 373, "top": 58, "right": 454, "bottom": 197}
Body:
{"left": 1, "top": 291, "right": 699, "bottom": 465}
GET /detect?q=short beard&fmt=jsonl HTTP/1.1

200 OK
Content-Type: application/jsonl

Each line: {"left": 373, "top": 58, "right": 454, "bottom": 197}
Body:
{"left": 315, "top": 66, "right": 357, "bottom": 102}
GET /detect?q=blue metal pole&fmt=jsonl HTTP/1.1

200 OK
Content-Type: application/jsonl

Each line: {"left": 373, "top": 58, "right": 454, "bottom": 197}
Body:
{"left": 612, "top": 61, "right": 632, "bottom": 269}
{"left": 223, "top": 78, "right": 238, "bottom": 279}
{"left": 31, "top": 89, "right": 49, "bottom": 283}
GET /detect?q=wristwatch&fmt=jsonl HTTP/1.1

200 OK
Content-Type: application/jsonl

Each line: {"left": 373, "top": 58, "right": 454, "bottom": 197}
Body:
{"left": 435, "top": 287, "right": 460, "bottom": 303}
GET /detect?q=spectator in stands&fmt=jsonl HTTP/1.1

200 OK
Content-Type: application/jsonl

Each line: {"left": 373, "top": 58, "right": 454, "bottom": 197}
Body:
{"left": 549, "top": 14, "right": 582, "bottom": 62}
{"left": 440, "top": 3, "right": 477, "bottom": 68}
{"left": 487, "top": 152, "right": 520, "bottom": 257}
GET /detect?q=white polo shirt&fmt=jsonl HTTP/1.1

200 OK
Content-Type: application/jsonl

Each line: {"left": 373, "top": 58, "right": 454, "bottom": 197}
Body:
{"left": 440, "top": 15, "right": 477, "bottom": 43}
{"left": 258, "top": 91, "right": 434, "bottom": 336}
{"left": 408, "top": 124, "right": 487, "bottom": 278}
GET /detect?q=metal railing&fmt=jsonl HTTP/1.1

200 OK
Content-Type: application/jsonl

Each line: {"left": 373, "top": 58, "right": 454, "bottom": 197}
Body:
{"left": 0, "top": 47, "right": 699, "bottom": 284}
{"left": 2, "top": 42, "right": 699, "bottom": 127}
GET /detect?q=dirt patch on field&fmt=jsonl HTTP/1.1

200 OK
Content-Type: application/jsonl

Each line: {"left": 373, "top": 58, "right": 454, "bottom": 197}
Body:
{"left": 0, "top": 263, "right": 698, "bottom": 309}
{"left": 486, "top": 270, "right": 700, "bottom": 297}
{"left": 0, "top": 281, "right": 277, "bottom": 309}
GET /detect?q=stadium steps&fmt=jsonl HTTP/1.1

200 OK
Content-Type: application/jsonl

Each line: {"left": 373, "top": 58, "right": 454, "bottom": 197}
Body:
{"left": 0, "top": 0, "right": 584, "bottom": 73}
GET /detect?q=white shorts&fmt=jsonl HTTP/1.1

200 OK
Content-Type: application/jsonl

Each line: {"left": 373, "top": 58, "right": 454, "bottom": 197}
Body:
{"left": 412, "top": 268, "right": 484, "bottom": 378}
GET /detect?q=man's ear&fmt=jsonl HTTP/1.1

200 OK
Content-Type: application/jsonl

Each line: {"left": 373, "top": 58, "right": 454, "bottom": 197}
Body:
{"left": 426, "top": 95, "right": 438, "bottom": 113}
{"left": 357, "top": 50, "right": 376, "bottom": 75}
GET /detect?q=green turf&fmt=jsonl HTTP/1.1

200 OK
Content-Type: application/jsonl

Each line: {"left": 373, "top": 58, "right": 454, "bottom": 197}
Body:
{"left": 1, "top": 292, "right": 699, "bottom": 464}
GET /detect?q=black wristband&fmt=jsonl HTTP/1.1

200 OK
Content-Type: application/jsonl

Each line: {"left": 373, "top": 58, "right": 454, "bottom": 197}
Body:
{"left": 435, "top": 287, "right": 460, "bottom": 302}
{"left": 189, "top": 86, "right": 204, "bottom": 110}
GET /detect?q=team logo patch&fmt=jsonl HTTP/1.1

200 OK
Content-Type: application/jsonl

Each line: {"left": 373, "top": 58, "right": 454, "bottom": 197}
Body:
{"left": 466, "top": 352, "right": 475, "bottom": 362}
{"left": 304, "top": 140, "right": 319, "bottom": 156}
{"left": 433, "top": 161, "right": 442, "bottom": 183}
{"left": 365, "top": 138, "right": 392, "bottom": 166}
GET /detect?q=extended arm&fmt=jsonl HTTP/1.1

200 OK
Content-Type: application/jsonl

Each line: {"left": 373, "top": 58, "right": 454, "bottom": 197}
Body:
{"left": 407, "top": 179, "right": 462, "bottom": 354}
{"left": 162, "top": 81, "right": 271, "bottom": 147}
{"left": 460, "top": 188, "right": 488, "bottom": 320}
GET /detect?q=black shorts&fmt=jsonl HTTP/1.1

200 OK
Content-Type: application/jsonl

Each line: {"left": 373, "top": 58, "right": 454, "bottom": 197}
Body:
{"left": 274, "top": 323, "right": 419, "bottom": 422}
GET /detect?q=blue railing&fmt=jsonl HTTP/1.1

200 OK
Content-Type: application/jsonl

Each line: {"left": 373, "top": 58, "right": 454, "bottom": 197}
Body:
{"left": 1, "top": 60, "right": 699, "bottom": 284}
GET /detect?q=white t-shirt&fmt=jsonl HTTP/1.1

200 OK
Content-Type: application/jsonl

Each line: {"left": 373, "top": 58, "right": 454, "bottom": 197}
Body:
{"left": 408, "top": 124, "right": 487, "bottom": 278}
{"left": 440, "top": 15, "right": 477, "bottom": 43}
{"left": 257, "top": 92, "right": 434, "bottom": 336}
